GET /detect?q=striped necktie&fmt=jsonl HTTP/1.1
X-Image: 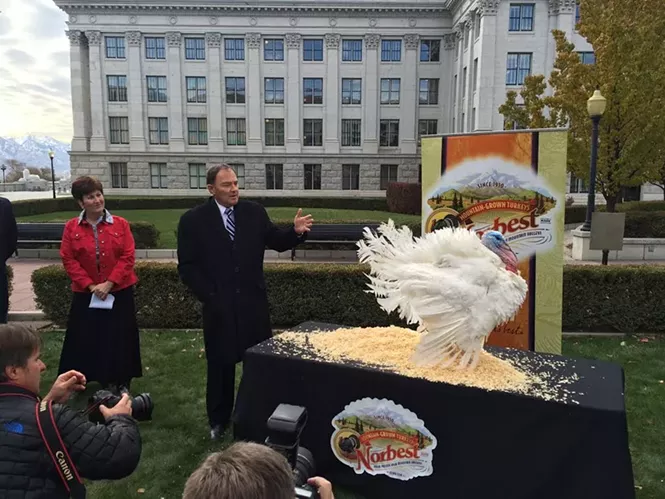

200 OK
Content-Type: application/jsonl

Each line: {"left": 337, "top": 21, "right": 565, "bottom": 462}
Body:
{"left": 226, "top": 208, "right": 235, "bottom": 240}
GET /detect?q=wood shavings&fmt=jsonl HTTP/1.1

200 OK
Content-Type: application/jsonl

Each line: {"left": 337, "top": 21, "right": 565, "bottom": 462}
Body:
{"left": 274, "top": 326, "right": 584, "bottom": 404}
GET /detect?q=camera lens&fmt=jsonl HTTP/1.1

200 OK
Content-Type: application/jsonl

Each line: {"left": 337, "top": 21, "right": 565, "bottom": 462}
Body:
{"left": 293, "top": 447, "right": 315, "bottom": 487}
{"left": 131, "top": 393, "right": 154, "bottom": 421}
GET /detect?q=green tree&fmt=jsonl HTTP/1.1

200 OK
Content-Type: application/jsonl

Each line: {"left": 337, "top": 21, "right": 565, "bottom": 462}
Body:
{"left": 498, "top": 0, "right": 665, "bottom": 211}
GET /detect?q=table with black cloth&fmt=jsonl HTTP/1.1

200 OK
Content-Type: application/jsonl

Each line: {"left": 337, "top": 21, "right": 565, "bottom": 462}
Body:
{"left": 233, "top": 322, "right": 635, "bottom": 499}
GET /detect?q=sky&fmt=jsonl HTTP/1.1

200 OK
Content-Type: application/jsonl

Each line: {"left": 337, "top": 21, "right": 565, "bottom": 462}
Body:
{"left": 0, "top": 0, "right": 72, "bottom": 142}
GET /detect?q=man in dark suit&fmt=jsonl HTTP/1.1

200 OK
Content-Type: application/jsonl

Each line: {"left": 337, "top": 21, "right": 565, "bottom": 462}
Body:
{"left": 0, "top": 197, "right": 18, "bottom": 324}
{"left": 177, "top": 164, "right": 313, "bottom": 439}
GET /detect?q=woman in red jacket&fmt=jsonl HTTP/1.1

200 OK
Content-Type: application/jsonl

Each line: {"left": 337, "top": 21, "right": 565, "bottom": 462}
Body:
{"left": 58, "top": 176, "right": 142, "bottom": 394}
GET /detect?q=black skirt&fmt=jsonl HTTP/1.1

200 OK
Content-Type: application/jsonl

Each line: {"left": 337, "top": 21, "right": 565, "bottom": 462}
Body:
{"left": 58, "top": 286, "right": 142, "bottom": 385}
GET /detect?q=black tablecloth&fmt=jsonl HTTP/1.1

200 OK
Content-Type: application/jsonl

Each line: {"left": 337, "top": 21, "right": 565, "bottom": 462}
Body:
{"left": 233, "top": 322, "right": 635, "bottom": 499}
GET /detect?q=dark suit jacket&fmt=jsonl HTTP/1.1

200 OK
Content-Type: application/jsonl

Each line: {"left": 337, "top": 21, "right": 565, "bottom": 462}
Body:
{"left": 0, "top": 197, "right": 17, "bottom": 264}
{"left": 177, "top": 198, "right": 305, "bottom": 364}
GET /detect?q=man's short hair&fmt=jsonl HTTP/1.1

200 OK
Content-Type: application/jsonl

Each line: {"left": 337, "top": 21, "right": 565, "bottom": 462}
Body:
{"left": 206, "top": 164, "right": 235, "bottom": 186}
{"left": 0, "top": 324, "right": 41, "bottom": 382}
{"left": 182, "top": 442, "right": 295, "bottom": 499}
{"left": 71, "top": 176, "right": 104, "bottom": 202}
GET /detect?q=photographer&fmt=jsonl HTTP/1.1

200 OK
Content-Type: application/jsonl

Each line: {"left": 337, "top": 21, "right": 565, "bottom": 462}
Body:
{"left": 182, "top": 442, "right": 334, "bottom": 499}
{"left": 0, "top": 324, "right": 142, "bottom": 497}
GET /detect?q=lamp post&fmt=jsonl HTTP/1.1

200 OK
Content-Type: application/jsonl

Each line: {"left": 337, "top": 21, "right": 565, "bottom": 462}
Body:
{"left": 580, "top": 88, "right": 607, "bottom": 232}
{"left": 0, "top": 164, "right": 6, "bottom": 184}
{"left": 48, "top": 150, "right": 56, "bottom": 199}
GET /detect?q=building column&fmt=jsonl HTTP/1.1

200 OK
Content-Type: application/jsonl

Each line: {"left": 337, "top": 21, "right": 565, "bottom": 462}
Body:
{"left": 548, "top": 0, "right": 576, "bottom": 81}
{"left": 166, "top": 32, "right": 185, "bottom": 152}
{"left": 324, "top": 34, "right": 341, "bottom": 154}
{"left": 454, "top": 27, "right": 464, "bottom": 132}
{"left": 206, "top": 33, "right": 223, "bottom": 153}
{"left": 442, "top": 33, "right": 456, "bottom": 134}
{"left": 401, "top": 34, "right": 419, "bottom": 155}
{"left": 245, "top": 33, "right": 263, "bottom": 154}
{"left": 464, "top": 18, "right": 476, "bottom": 131}
{"left": 84, "top": 30, "right": 105, "bottom": 151}
{"left": 285, "top": 33, "right": 302, "bottom": 155}
{"left": 363, "top": 34, "right": 380, "bottom": 154}
{"left": 66, "top": 30, "right": 88, "bottom": 151}
{"left": 126, "top": 31, "right": 145, "bottom": 151}
{"left": 476, "top": 3, "right": 498, "bottom": 130}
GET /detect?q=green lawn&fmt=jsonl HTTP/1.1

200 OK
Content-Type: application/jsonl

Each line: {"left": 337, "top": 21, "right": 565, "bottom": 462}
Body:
{"left": 18, "top": 208, "right": 420, "bottom": 248}
{"left": 35, "top": 331, "right": 663, "bottom": 498}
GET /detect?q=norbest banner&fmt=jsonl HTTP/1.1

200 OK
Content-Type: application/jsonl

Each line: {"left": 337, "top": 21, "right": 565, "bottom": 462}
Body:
{"left": 420, "top": 130, "right": 567, "bottom": 354}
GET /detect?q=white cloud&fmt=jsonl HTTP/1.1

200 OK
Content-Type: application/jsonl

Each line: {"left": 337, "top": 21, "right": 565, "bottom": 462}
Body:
{"left": 0, "top": 0, "right": 72, "bottom": 142}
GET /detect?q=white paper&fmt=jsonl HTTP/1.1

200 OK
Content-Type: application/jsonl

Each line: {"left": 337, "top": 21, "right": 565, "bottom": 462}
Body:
{"left": 89, "top": 293, "right": 115, "bottom": 310}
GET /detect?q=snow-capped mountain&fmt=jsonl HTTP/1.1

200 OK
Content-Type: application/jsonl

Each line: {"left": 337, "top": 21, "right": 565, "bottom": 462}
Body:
{"left": 455, "top": 168, "right": 552, "bottom": 197}
{"left": 0, "top": 136, "right": 70, "bottom": 175}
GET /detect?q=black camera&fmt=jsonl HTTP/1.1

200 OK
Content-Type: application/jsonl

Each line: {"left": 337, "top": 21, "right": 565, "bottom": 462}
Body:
{"left": 265, "top": 404, "right": 320, "bottom": 499}
{"left": 83, "top": 389, "right": 154, "bottom": 424}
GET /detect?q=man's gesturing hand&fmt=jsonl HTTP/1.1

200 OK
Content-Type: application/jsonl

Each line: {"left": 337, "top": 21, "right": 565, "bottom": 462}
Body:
{"left": 294, "top": 208, "right": 314, "bottom": 235}
{"left": 44, "top": 370, "right": 86, "bottom": 404}
{"left": 307, "top": 477, "right": 335, "bottom": 499}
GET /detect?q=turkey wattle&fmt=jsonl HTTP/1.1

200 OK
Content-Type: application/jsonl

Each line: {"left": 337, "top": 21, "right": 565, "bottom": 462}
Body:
{"left": 356, "top": 220, "right": 528, "bottom": 370}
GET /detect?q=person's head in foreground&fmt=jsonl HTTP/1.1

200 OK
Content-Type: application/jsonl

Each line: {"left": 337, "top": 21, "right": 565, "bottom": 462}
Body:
{"left": 0, "top": 323, "right": 45, "bottom": 393}
{"left": 206, "top": 164, "right": 240, "bottom": 208}
{"left": 182, "top": 442, "right": 334, "bottom": 499}
{"left": 71, "top": 175, "right": 106, "bottom": 220}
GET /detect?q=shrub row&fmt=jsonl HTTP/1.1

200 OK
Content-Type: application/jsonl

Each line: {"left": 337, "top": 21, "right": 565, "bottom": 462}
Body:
{"left": 129, "top": 222, "right": 160, "bottom": 249}
{"left": 386, "top": 182, "right": 421, "bottom": 215}
{"left": 11, "top": 196, "right": 388, "bottom": 218}
{"left": 32, "top": 262, "right": 665, "bottom": 333}
{"left": 5, "top": 265, "right": 13, "bottom": 297}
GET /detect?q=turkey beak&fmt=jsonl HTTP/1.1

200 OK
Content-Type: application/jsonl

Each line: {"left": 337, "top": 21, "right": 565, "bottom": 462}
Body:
{"left": 499, "top": 241, "right": 519, "bottom": 273}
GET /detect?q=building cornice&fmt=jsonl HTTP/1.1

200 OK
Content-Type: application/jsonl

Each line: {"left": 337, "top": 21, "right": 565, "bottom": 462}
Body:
{"left": 54, "top": 1, "right": 449, "bottom": 15}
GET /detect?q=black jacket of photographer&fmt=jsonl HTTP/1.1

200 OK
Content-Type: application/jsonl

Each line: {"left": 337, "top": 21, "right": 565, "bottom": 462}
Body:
{"left": 0, "top": 383, "right": 141, "bottom": 498}
{"left": 177, "top": 198, "right": 304, "bottom": 364}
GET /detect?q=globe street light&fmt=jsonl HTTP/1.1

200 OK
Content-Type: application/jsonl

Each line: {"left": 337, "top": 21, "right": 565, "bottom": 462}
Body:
{"left": 48, "top": 150, "right": 56, "bottom": 199}
{"left": 580, "top": 88, "right": 607, "bottom": 232}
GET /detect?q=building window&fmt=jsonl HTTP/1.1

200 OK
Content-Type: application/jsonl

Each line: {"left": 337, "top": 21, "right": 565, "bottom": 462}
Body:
{"left": 453, "top": 74, "right": 457, "bottom": 104}
{"left": 380, "top": 120, "right": 399, "bottom": 147}
{"left": 509, "top": 4, "right": 535, "bottom": 32}
{"left": 266, "top": 164, "right": 283, "bottom": 190}
{"left": 380, "top": 165, "right": 398, "bottom": 190}
{"left": 303, "top": 39, "right": 323, "bottom": 61}
{"left": 105, "top": 36, "right": 125, "bottom": 59}
{"left": 475, "top": 14, "right": 482, "bottom": 37}
{"left": 265, "top": 78, "right": 284, "bottom": 104}
{"left": 148, "top": 117, "right": 169, "bottom": 145}
{"left": 506, "top": 53, "right": 532, "bottom": 85}
{"left": 145, "top": 37, "right": 166, "bottom": 59}
{"left": 341, "top": 78, "right": 361, "bottom": 105}
{"left": 107, "top": 75, "right": 127, "bottom": 102}
{"left": 110, "top": 162, "right": 128, "bottom": 188}
{"left": 186, "top": 77, "right": 207, "bottom": 103}
{"left": 341, "top": 119, "right": 361, "bottom": 147}
{"left": 420, "top": 40, "right": 441, "bottom": 62}
{"left": 380, "top": 79, "right": 400, "bottom": 105}
{"left": 226, "top": 118, "right": 246, "bottom": 146}
{"left": 342, "top": 164, "right": 360, "bottom": 190}
{"left": 419, "top": 79, "right": 439, "bottom": 105}
{"left": 569, "top": 173, "right": 588, "bottom": 193}
{"left": 578, "top": 52, "right": 596, "bottom": 64}
{"left": 185, "top": 37, "right": 205, "bottom": 60}
{"left": 575, "top": 2, "right": 581, "bottom": 25}
{"left": 189, "top": 163, "right": 206, "bottom": 189}
{"left": 463, "top": 67, "right": 468, "bottom": 98}
{"left": 304, "top": 164, "right": 322, "bottom": 190}
{"left": 418, "top": 120, "right": 438, "bottom": 144}
{"left": 303, "top": 119, "right": 323, "bottom": 147}
{"left": 187, "top": 118, "right": 208, "bottom": 145}
{"left": 264, "top": 39, "right": 284, "bottom": 61}
{"left": 473, "top": 58, "right": 479, "bottom": 92}
{"left": 109, "top": 117, "right": 129, "bottom": 144}
{"left": 472, "top": 108, "right": 476, "bottom": 130}
{"left": 342, "top": 40, "right": 363, "bottom": 61}
{"left": 303, "top": 78, "right": 323, "bottom": 104}
{"left": 147, "top": 76, "right": 167, "bottom": 102}
{"left": 381, "top": 40, "right": 401, "bottom": 62}
{"left": 229, "top": 164, "right": 246, "bottom": 189}
{"left": 265, "top": 119, "right": 285, "bottom": 146}
{"left": 150, "top": 163, "right": 167, "bottom": 189}
{"left": 225, "top": 38, "right": 245, "bottom": 60}
{"left": 225, "top": 77, "right": 246, "bottom": 104}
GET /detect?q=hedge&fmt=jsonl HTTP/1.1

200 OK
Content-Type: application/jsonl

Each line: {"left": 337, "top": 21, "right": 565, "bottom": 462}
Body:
{"left": 129, "top": 222, "right": 160, "bottom": 249}
{"left": 11, "top": 196, "right": 388, "bottom": 218}
{"left": 386, "top": 182, "right": 421, "bottom": 215}
{"left": 5, "top": 265, "right": 13, "bottom": 297}
{"left": 32, "top": 262, "right": 665, "bottom": 333}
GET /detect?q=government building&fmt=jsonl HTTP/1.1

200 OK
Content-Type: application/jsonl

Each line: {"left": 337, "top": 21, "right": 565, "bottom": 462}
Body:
{"left": 54, "top": 0, "right": 658, "bottom": 200}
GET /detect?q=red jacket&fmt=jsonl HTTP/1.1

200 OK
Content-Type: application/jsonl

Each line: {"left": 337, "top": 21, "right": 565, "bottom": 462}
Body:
{"left": 60, "top": 212, "right": 138, "bottom": 293}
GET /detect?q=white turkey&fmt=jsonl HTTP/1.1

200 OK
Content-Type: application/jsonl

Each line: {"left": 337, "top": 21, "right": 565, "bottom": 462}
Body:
{"left": 356, "top": 220, "right": 528, "bottom": 370}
